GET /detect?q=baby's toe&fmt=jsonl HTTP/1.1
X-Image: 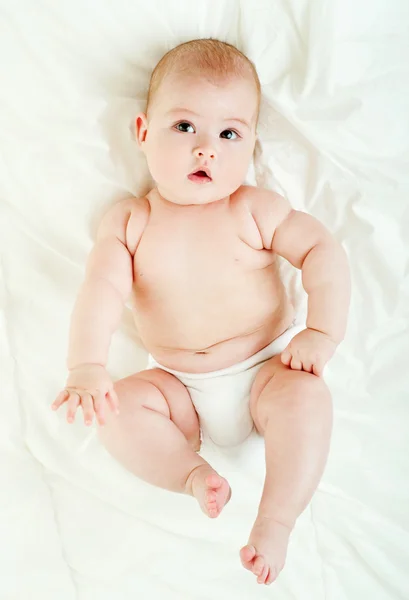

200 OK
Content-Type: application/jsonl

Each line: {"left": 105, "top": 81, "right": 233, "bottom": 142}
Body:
{"left": 239, "top": 545, "right": 256, "bottom": 571}
{"left": 257, "top": 564, "right": 270, "bottom": 585}
{"left": 206, "top": 489, "right": 217, "bottom": 503}
{"left": 205, "top": 491, "right": 218, "bottom": 517}
{"left": 266, "top": 566, "right": 278, "bottom": 585}
{"left": 252, "top": 555, "right": 265, "bottom": 577}
{"left": 205, "top": 474, "right": 222, "bottom": 488}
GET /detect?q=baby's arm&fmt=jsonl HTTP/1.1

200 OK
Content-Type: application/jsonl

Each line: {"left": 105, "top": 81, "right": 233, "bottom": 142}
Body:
{"left": 52, "top": 199, "right": 138, "bottom": 425}
{"left": 272, "top": 202, "right": 351, "bottom": 344}
{"left": 67, "top": 200, "right": 134, "bottom": 369}
{"left": 248, "top": 188, "right": 350, "bottom": 375}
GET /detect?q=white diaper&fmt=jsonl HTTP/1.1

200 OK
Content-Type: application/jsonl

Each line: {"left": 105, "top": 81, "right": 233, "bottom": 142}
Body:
{"left": 147, "top": 320, "right": 305, "bottom": 447}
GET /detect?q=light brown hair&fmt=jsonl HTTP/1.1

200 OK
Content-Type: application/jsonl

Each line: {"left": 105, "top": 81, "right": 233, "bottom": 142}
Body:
{"left": 146, "top": 38, "right": 261, "bottom": 124}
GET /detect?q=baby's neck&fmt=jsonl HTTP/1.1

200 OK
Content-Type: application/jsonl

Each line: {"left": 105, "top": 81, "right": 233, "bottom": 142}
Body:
{"left": 151, "top": 187, "right": 230, "bottom": 209}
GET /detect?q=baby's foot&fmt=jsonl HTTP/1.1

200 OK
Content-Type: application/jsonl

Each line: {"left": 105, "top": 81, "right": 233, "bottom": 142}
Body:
{"left": 239, "top": 515, "right": 293, "bottom": 585}
{"left": 186, "top": 465, "right": 231, "bottom": 518}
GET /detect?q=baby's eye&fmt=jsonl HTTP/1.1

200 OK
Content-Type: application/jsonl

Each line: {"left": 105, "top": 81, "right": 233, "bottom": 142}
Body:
{"left": 175, "top": 122, "right": 195, "bottom": 133}
{"left": 220, "top": 129, "right": 239, "bottom": 140}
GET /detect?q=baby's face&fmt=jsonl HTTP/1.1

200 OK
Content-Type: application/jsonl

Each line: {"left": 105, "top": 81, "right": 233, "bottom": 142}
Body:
{"left": 136, "top": 73, "right": 258, "bottom": 205}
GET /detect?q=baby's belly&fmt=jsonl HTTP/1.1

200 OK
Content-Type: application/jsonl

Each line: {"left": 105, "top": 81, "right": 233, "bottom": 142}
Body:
{"left": 132, "top": 296, "right": 295, "bottom": 373}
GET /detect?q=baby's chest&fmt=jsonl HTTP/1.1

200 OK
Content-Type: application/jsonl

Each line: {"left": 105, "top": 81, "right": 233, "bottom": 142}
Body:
{"left": 134, "top": 220, "right": 272, "bottom": 289}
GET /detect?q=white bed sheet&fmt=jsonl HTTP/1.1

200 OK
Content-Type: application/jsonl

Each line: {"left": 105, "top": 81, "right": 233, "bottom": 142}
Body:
{"left": 1, "top": 0, "right": 408, "bottom": 598}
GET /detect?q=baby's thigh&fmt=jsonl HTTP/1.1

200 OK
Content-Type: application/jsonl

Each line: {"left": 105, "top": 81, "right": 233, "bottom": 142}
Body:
{"left": 112, "top": 368, "right": 200, "bottom": 445}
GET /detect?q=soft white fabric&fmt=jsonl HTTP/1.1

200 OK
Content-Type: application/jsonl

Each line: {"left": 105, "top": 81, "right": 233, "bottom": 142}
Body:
{"left": 147, "top": 321, "right": 305, "bottom": 447}
{"left": 1, "top": 1, "right": 409, "bottom": 599}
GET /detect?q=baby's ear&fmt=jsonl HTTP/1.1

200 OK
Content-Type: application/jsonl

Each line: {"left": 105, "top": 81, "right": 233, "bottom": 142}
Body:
{"left": 135, "top": 112, "right": 148, "bottom": 148}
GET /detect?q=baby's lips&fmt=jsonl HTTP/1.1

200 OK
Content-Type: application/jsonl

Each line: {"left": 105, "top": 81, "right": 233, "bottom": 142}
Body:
{"left": 188, "top": 166, "right": 213, "bottom": 182}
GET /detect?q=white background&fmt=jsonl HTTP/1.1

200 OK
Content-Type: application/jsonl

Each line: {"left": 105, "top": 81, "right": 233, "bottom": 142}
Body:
{"left": 1, "top": 0, "right": 408, "bottom": 598}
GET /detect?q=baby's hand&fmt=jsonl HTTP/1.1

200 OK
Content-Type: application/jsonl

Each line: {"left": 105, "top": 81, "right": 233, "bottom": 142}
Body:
{"left": 51, "top": 364, "right": 119, "bottom": 426}
{"left": 281, "top": 328, "right": 337, "bottom": 377}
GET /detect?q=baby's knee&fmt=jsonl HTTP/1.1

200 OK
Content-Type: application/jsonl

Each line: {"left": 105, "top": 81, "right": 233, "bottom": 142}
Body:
{"left": 256, "top": 371, "right": 332, "bottom": 431}
{"left": 278, "top": 376, "right": 332, "bottom": 425}
{"left": 289, "top": 374, "right": 331, "bottom": 409}
{"left": 114, "top": 372, "right": 171, "bottom": 417}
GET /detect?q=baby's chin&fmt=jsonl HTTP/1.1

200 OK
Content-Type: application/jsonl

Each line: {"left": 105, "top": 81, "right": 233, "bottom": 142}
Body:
{"left": 156, "top": 181, "right": 241, "bottom": 205}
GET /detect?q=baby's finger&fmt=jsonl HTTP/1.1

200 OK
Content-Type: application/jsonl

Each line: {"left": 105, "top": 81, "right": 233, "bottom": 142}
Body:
{"left": 302, "top": 359, "right": 314, "bottom": 374}
{"left": 52, "top": 389, "right": 69, "bottom": 410}
{"left": 281, "top": 350, "right": 292, "bottom": 366}
{"left": 66, "top": 393, "right": 80, "bottom": 423}
{"left": 106, "top": 389, "right": 120, "bottom": 414}
{"left": 290, "top": 357, "right": 302, "bottom": 371}
{"left": 312, "top": 362, "right": 323, "bottom": 377}
{"left": 93, "top": 391, "right": 106, "bottom": 425}
{"left": 80, "top": 392, "right": 95, "bottom": 426}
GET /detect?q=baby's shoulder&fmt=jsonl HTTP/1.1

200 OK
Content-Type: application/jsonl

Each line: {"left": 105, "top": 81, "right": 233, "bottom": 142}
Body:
{"left": 124, "top": 196, "right": 151, "bottom": 255}
{"left": 229, "top": 185, "right": 292, "bottom": 250}
{"left": 98, "top": 195, "right": 150, "bottom": 256}
{"left": 231, "top": 184, "right": 285, "bottom": 207}
{"left": 232, "top": 184, "right": 292, "bottom": 222}
{"left": 228, "top": 185, "right": 265, "bottom": 249}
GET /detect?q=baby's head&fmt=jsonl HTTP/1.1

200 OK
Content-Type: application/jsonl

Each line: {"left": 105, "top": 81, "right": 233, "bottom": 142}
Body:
{"left": 136, "top": 39, "right": 261, "bottom": 206}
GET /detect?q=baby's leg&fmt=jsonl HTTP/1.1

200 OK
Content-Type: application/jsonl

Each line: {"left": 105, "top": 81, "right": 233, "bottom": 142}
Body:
{"left": 97, "top": 368, "right": 230, "bottom": 518}
{"left": 241, "top": 355, "right": 332, "bottom": 585}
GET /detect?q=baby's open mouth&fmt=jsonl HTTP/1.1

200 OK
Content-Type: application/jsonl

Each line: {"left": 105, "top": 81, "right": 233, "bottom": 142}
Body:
{"left": 188, "top": 169, "right": 213, "bottom": 184}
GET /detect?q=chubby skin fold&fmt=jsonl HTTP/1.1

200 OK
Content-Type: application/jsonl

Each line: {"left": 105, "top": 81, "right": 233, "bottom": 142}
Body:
{"left": 52, "top": 64, "right": 350, "bottom": 586}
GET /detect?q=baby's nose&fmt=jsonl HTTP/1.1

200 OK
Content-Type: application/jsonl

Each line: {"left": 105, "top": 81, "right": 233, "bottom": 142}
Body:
{"left": 193, "top": 145, "right": 216, "bottom": 160}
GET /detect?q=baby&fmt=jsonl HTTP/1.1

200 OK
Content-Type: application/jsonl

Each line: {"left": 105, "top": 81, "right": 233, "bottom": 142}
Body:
{"left": 52, "top": 39, "right": 350, "bottom": 586}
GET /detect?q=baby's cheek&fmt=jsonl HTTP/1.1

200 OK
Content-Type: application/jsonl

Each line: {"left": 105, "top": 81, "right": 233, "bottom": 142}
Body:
{"left": 231, "top": 147, "right": 254, "bottom": 181}
{"left": 147, "top": 142, "right": 177, "bottom": 182}
{"left": 223, "top": 158, "right": 246, "bottom": 188}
